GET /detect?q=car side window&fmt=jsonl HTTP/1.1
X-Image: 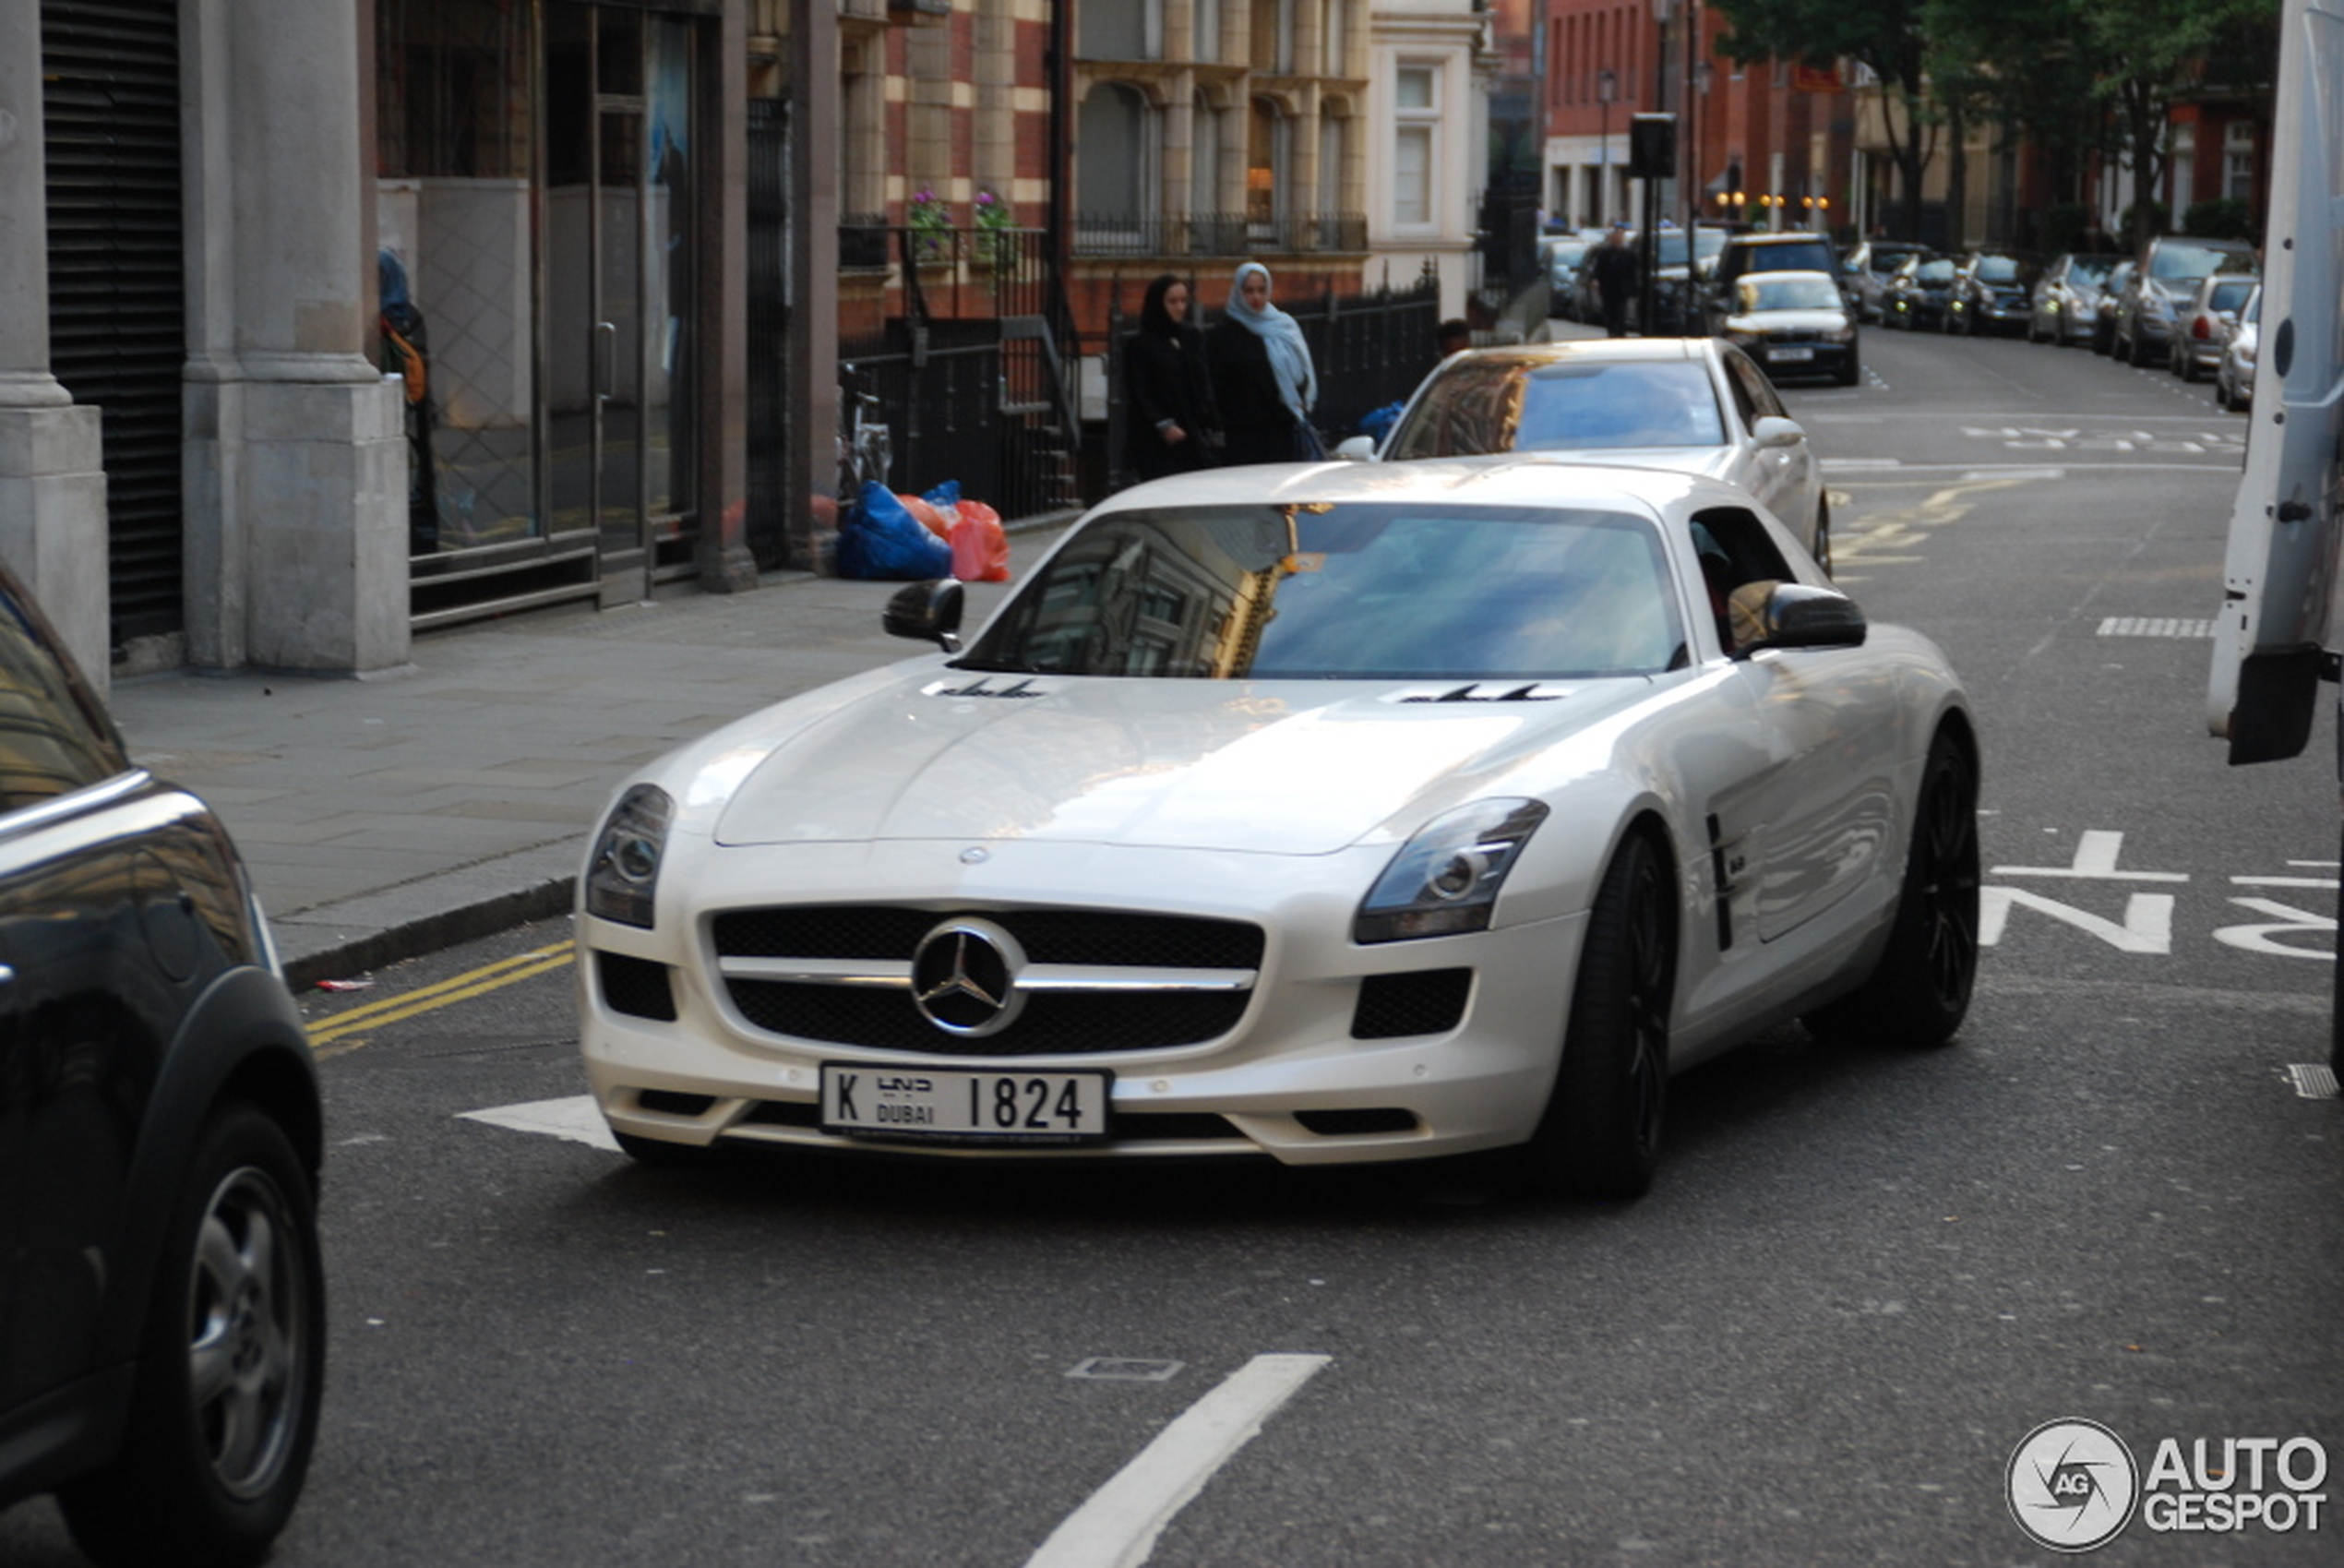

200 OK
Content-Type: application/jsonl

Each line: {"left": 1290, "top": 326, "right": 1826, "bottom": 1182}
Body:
{"left": 1722, "top": 350, "right": 1785, "bottom": 422}
{"left": 0, "top": 583, "right": 128, "bottom": 810}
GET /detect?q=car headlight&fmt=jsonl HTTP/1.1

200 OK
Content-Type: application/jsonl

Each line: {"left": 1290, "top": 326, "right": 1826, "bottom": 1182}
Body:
{"left": 1354, "top": 798, "right": 1549, "bottom": 944}
{"left": 586, "top": 784, "right": 674, "bottom": 928}
{"left": 1823, "top": 326, "right": 1856, "bottom": 343}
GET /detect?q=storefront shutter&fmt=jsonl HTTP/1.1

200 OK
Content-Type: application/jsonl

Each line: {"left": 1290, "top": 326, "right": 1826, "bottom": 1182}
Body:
{"left": 42, "top": 0, "right": 187, "bottom": 646}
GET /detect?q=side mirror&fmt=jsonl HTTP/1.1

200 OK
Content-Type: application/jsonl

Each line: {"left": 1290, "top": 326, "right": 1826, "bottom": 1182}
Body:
{"left": 1728, "top": 581, "right": 1867, "bottom": 655}
{"left": 1333, "top": 434, "right": 1378, "bottom": 461}
{"left": 1751, "top": 415, "right": 1806, "bottom": 449}
{"left": 883, "top": 579, "right": 964, "bottom": 652}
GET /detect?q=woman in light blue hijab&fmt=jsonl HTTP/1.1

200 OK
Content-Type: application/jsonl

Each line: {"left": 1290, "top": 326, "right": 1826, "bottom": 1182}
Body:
{"left": 1207, "top": 262, "right": 1323, "bottom": 464}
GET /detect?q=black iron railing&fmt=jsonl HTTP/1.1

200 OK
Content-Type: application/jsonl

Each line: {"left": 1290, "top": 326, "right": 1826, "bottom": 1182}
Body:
{"left": 1070, "top": 211, "right": 1367, "bottom": 258}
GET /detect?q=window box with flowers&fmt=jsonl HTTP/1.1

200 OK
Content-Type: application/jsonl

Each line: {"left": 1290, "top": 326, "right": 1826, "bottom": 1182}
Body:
{"left": 972, "top": 187, "right": 1019, "bottom": 271}
{"left": 907, "top": 186, "right": 953, "bottom": 266}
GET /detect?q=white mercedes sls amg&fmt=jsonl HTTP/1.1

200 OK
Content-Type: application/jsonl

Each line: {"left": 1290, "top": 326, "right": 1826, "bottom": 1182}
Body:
{"left": 579, "top": 459, "right": 1979, "bottom": 1197}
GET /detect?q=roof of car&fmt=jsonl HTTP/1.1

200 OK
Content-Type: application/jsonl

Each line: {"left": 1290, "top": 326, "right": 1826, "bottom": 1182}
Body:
{"left": 1433, "top": 339, "right": 1715, "bottom": 370}
{"left": 1093, "top": 452, "right": 1738, "bottom": 519}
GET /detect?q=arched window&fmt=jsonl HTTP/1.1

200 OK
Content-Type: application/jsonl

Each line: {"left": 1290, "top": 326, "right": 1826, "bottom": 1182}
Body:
{"left": 1191, "top": 89, "right": 1221, "bottom": 219}
{"left": 1248, "top": 97, "right": 1291, "bottom": 241}
{"left": 1077, "top": 82, "right": 1154, "bottom": 251}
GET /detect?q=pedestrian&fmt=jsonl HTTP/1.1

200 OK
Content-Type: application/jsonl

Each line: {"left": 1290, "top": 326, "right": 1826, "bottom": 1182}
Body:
{"left": 1122, "top": 273, "right": 1223, "bottom": 483}
{"left": 1208, "top": 262, "right": 1322, "bottom": 465}
{"left": 1592, "top": 222, "right": 1641, "bottom": 338}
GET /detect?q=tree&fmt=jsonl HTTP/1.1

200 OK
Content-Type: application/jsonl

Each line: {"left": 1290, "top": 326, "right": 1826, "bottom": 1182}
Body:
{"left": 2081, "top": 0, "right": 2277, "bottom": 246}
{"left": 1713, "top": 0, "right": 1939, "bottom": 239}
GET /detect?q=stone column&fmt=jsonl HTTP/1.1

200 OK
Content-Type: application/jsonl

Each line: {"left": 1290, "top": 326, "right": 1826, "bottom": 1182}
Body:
{"left": 0, "top": 0, "right": 109, "bottom": 690}
{"left": 182, "top": 0, "right": 406, "bottom": 676}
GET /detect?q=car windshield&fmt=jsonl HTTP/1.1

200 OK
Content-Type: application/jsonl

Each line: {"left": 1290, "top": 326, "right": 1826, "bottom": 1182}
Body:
{"left": 2066, "top": 257, "right": 2116, "bottom": 284}
{"left": 1386, "top": 358, "right": 1726, "bottom": 458}
{"left": 1740, "top": 275, "right": 1843, "bottom": 312}
{"left": 958, "top": 503, "right": 1687, "bottom": 681}
{"left": 1914, "top": 258, "right": 1956, "bottom": 282}
{"left": 1973, "top": 255, "right": 2027, "bottom": 281}
{"left": 2206, "top": 278, "right": 2255, "bottom": 313}
{"left": 2151, "top": 242, "right": 2249, "bottom": 282}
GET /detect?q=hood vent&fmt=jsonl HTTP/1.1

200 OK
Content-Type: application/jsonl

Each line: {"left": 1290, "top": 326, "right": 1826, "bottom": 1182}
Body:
{"left": 1397, "top": 683, "right": 1570, "bottom": 704}
{"left": 926, "top": 676, "right": 1053, "bottom": 700}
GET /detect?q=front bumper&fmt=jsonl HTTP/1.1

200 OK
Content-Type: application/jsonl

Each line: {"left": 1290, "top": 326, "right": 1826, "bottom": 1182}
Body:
{"left": 579, "top": 838, "right": 1593, "bottom": 1167}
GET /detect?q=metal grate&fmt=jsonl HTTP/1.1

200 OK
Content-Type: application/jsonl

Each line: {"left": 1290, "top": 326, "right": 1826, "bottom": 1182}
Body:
{"left": 42, "top": 0, "right": 187, "bottom": 646}
{"left": 726, "top": 980, "right": 1249, "bottom": 1057}
{"left": 712, "top": 906, "right": 1264, "bottom": 971}
{"left": 597, "top": 951, "right": 677, "bottom": 1022}
{"left": 1351, "top": 968, "right": 1472, "bottom": 1040}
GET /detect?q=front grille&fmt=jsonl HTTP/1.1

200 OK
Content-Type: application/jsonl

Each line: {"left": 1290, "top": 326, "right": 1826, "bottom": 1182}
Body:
{"left": 713, "top": 904, "right": 1265, "bottom": 1057}
{"left": 714, "top": 907, "right": 1263, "bottom": 970}
{"left": 728, "top": 980, "right": 1249, "bottom": 1055}
{"left": 1351, "top": 968, "right": 1472, "bottom": 1039}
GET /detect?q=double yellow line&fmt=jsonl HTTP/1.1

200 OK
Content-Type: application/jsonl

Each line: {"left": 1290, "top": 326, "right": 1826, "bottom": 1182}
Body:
{"left": 307, "top": 939, "right": 579, "bottom": 1059}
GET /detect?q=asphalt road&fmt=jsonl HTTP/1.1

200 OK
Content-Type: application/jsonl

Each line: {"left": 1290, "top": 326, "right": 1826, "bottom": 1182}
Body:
{"left": 6, "top": 320, "right": 2338, "bottom": 1567}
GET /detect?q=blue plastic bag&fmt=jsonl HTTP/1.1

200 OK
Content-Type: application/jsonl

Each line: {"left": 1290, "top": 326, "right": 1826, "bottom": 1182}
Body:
{"left": 838, "top": 481, "right": 952, "bottom": 581}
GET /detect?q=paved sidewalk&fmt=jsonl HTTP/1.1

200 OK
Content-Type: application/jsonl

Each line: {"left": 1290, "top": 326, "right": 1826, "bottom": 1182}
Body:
{"left": 109, "top": 545, "right": 1055, "bottom": 990}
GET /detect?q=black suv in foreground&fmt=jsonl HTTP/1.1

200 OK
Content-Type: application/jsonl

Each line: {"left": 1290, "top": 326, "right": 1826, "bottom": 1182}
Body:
{"left": 0, "top": 558, "right": 324, "bottom": 1566}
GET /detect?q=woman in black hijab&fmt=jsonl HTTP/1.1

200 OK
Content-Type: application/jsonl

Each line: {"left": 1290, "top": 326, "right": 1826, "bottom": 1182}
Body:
{"left": 1123, "top": 273, "right": 1222, "bottom": 482}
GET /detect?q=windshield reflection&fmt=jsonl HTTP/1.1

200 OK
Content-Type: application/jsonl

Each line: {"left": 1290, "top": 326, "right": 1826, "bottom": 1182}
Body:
{"left": 959, "top": 503, "right": 1686, "bottom": 681}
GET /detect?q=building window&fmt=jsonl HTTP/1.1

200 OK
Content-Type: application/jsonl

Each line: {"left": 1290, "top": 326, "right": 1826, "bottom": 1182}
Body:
{"left": 1079, "top": 0, "right": 1161, "bottom": 60}
{"left": 2224, "top": 121, "right": 2256, "bottom": 202}
{"left": 1249, "top": 97, "right": 1293, "bottom": 237}
{"left": 1393, "top": 63, "right": 1437, "bottom": 231}
{"left": 1252, "top": 0, "right": 1296, "bottom": 75}
{"left": 1194, "top": 0, "right": 1220, "bottom": 63}
{"left": 1192, "top": 89, "right": 1221, "bottom": 216}
{"left": 1077, "top": 82, "right": 1154, "bottom": 250}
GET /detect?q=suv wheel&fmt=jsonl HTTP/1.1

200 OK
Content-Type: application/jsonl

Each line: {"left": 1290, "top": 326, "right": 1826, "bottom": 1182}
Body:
{"left": 57, "top": 1104, "right": 326, "bottom": 1568}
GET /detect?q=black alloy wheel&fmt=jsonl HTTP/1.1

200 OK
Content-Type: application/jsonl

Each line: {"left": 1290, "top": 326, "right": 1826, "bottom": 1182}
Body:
{"left": 1804, "top": 732, "right": 1980, "bottom": 1049}
{"left": 1535, "top": 832, "right": 1676, "bottom": 1199}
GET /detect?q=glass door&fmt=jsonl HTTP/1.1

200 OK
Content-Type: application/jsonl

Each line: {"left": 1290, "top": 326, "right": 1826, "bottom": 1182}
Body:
{"left": 544, "top": 6, "right": 697, "bottom": 600}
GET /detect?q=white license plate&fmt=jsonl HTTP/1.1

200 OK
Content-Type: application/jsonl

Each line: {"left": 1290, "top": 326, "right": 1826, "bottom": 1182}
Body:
{"left": 1769, "top": 346, "right": 1814, "bottom": 363}
{"left": 820, "top": 1065, "right": 1111, "bottom": 1143}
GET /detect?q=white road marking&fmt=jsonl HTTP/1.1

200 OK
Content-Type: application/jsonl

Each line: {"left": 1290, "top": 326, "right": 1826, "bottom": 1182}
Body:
{"left": 1025, "top": 1353, "right": 1332, "bottom": 1568}
{"left": 459, "top": 1094, "right": 618, "bottom": 1152}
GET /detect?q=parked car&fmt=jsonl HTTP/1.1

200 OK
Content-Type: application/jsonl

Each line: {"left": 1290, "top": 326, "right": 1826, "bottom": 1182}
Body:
{"left": 1883, "top": 253, "right": 1959, "bottom": 330}
{"left": 1355, "top": 337, "right": 1833, "bottom": 570}
{"left": 2027, "top": 252, "right": 2126, "bottom": 345}
{"left": 0, "top": 559, "right": 324, "bottom": 1567}
{"left": 1947, "top": 249, "right": 2040, "bottom": 336}
{"left": 577, "top": 459, "right": 1979, "bottom": 1199}
{"left": 2170, "top": 271, "right": 2259, "bottom": 381}
{"left": 1840, "top": 240, "right": 1931, "bottom": 323}
{"left": 2111, "top": 235, "right": 2258, "bottom": 366}
{"left": 1650, "top": 224, "right": 1734, "bottom": 332}
{"left": 1704, "top": 230, "right": 1842, "bottom": 325}
{"left": 2215, "top": 284, "right": 2261, "bottom": 411}
{"left": 2089, "top": 259, "right": 2137, "bottom": 354}
{"left": 1544, "top": 235, "right": 1596, "bottom": 318}
{"left": 1715, "top": 269, "right": 1861, "bottom": 387}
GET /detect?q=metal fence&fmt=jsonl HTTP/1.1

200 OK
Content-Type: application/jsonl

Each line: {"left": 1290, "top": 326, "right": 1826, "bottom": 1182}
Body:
{"left": 1070, "top": 211, "right": 1368, "bottom": 259}
{"left": 835, "top": 223, "right": 1083, "bottom": 525}
{"left": 1101, "top": 264, "right": 1444, "bottom": 492}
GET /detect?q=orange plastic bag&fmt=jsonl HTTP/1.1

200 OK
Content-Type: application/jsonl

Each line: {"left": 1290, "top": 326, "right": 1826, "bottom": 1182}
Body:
{"left": 950, "top": 499, "right": 1011, "bottom": 582}
{"left": 897, "top": 492, "right": 951, "bottom": 540}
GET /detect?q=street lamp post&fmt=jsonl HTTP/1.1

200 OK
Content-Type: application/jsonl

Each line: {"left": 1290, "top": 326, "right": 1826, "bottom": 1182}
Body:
{"left": 1643, "top": 0, "right": 1676, "bottom": 332}
{"left": 1597, "top": 69, "right": 1618, "bottom": 225}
